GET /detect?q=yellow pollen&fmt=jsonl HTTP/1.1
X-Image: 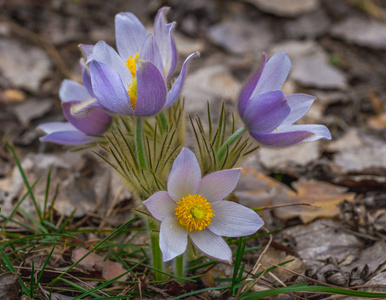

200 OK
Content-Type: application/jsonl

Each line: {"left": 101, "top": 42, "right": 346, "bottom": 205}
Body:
{"left": 125, "top": 52, "right": 140, "bottom": 110}
{"left": 175, "top": 194, "right": 215, "bottom": 232}
{"left": 127, "top": 78, "right": 137, "bottom": 110}
{"left": 125, "top": 52, "right": 140, "bottom": 78}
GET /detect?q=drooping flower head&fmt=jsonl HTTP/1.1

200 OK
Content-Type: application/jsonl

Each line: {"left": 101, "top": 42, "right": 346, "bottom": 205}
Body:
{"left": 73, "top": 7, "right": 199, "bottom": 118}
{"left": 144, "top": 148, "right": 264, "bottom": 262}
{"left": 238, "top": 51, "right": 331, "bottom": 147}
{"left": 38, "top": 66, "right": 112, "bottom": 145}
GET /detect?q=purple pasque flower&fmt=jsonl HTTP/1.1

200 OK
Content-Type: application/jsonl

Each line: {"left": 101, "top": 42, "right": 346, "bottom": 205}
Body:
{"left": 38, "top": 67, "right": 112, "bottom": 145}
{"left": 76, "top": 7, "right": 199, "bottom": 118}
{"left": 238, "top": 51, "right": 331, "bottom": 147}
{"left": 144, "top": 148, "right": 264, "bottom": 262}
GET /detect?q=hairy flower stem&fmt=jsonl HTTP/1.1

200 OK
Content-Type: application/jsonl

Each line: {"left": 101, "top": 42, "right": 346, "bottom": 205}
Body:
{"left": 216, "top": 127, "right": 247, "bottom": 163}
{"left": 135, "top": 118, "right": 147, "bottom": 170}
{"left": 175, "top": 254, "right": 185, "bottom": 282}
{"left": 148, "top": 219, "right": 163, "bottom": 280}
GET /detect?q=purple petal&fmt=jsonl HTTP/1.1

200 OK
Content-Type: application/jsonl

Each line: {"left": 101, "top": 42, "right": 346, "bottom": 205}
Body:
{"left": 190, "top": 229, "right": 232, "bottom": 262}
{"left": 249, "top": 130, "right": 314, "bottom": 147}
{"left": 277, "top": 124, "right": 332, "bottom": 142}
{"left": 115, "top": 12, "right": 148, "bottom": 59}
{"left": 59, "top": 79, "right": 90, "bottom": 103}
{"left": 154, "top": 7, "right": 177, "bottom": 78}
{"left": 167, "top": 148, "right": 201, "bottom": 202}
{"left": 139, "top": 34, "right": 165, "bottom": 79}
{"left": 90, "top": 61, "right": 133, "bottom": 115}
{"left": 197, "top": 169, "right": 241, "bottom": 203}
{"left": 38, "top": 123, "right": 98, "bottom": 145}
{"left": 62, "top": 101, "right": 112, "bottom": 135}
{"left": 79, "top": 44, "right": 94, "bottom": 59}
{"left": 281, "top": 94, "right": 316, "bottom": 126}
{"left": 144, "top": 191, "right": 176, "bottom": 221}
{"left": 238, "top": 53, "right": 267, "bottom": 118}
{"left": 37, "top": 122, "right": 77, "bottom": 134}
{"left": 243, "top": 90, "right": 290, "bottom": 133}
{"left": 251, "top": 51, "right": 291, "bottom": 98}
{"left": 87, "top": 41, "right": 132, "bottom": 85}
{"left": 208, "top": 201, "right": 264, "bottom": 237}
{"left": 134, "top": 60, "right": 166, "bottom": 117}
{"left": 165, "top": 22, "right": 177, "bottom": 77}
{"left": 159, "top": 217, "right": 188, "bottom": 262}
{"left": 164, "top": 52, "right": 199, "bottom": 108}
{"left": 82, "top": 65, "right": 94, "bottom": 97}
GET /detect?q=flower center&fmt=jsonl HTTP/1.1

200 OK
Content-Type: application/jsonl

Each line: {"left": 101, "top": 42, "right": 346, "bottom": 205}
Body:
{"left": 175, "top": 194, "right": 215, "bottom": 232}
{"left": 126, "top": 52, "right": 140, "bottom": 110}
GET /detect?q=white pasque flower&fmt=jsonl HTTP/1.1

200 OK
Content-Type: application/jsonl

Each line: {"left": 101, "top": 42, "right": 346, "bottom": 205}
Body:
{"left": 144, "top": 148, "right": 264, "bottom": 262}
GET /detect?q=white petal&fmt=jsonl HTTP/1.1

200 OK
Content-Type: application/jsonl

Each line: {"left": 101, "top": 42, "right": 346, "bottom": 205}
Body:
{"left": 159, "top": 217, "right": 188, "bottom": 262}
{"left": 167, "top": 148, "right": 201, "bottom": 201}
{"left": 196, "top": 169, "right": 241, "bottom": 203}
{"left": 144, "top": 191, "right": 175, "bottom": 221}
{"left": 190, "top": 229, "right": 232, "bottom": 262}
{"left": 208, "top": 201, "right": 264, "bottom": 237}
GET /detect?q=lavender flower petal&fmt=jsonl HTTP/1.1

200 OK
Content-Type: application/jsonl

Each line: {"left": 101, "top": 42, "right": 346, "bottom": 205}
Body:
{"left": 87, "top": 41, "right": 132, "bottom": 85}
{"left": 208, "top": 201, "right": 264, "bottom": 237}
{"left": 277, "top": 124, "right": 332, "bottom": 142}
{"left": 164, "top": 52, "right": 199, "bottom": 108}
{"left": 243, "top": 90, "right": 290, "bottom": 133}
{"left": 251, "top": 51, "right": 291, "bottom": 98}
{"left": 159, "top": 217, "right": 188, "bottom": 262}
{"left": 115, "top": 12, "right": 147, "bottom": 59}
{"left": 167, "top": 148, "right": 201, "bottom": 202}
{"left": 144, "top": 191, "right": 176, "bottom": 221}
{"left": 79, "top": 44, "right": 94, "bottom": 59}
{"left": 134, "top": 60, "right": 167, "bottom": 117}
{"left": 59, "top": 79, "right": 90, "bottom": 103}
{"left": 190, "top": 229, "right": 232, "bottom": 262}
{"left": 139, "top": 34, "right": 165, "bottom": 79}
{"left": 281, "top": 94, "right": 316, "bottom": 126}
{"left": 249, "top": 130, "right": 314, "bottom": 147}
{"left": 154, "top": 7, "right": 177, "bottom": 77}
{"left": 38, "top": 122, "right": 97, "bottom": 145}
{"left": 196, "top": 169, "right": 241, "bottom": 203}
{"left": 81, "top": 66, "right": 94, "bottom": 97}
{"left": 90, "top": 61, "right": 133, "bottom": 115}
{"left": 238, "top": 53, "right": 267, "bottom": 118}
{"left": 62, "top": 101, "right": 112, "bottom": 135}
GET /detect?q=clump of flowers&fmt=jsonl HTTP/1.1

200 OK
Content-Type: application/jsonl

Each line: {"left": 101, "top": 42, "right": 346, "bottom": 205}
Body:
{"left": 38, "top": 6, "right": 331, "bottom": 280}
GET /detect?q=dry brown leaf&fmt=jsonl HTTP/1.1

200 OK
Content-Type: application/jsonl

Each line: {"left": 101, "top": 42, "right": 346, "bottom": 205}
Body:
{"left": 102, "top": 260, "right": 128, "bottom": 282}
{"left": 236, "top": 168, "right": 355, "bottom": 223}
{"left": 273, "top": 179, "right": 356, "bottom": 223}
{"left": 72, "top": 247, "right": 104, "bottom": 272}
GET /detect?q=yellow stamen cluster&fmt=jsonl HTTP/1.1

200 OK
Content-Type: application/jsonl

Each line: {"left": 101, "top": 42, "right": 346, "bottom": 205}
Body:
{"left": 125, "top": 52, "right": 140, "bottom": 78}
{"left": 125, "top": 52, "right": 140, "bottom": 110}
{"left": 175, "top": 194, "right": 215, "bottom": 232}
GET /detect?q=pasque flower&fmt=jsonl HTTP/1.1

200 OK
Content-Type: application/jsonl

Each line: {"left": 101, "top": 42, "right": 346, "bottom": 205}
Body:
{"left": 38, "top": 66, "right": 112, "bottom": 145}
{"left": 238, "top": 51, "right": 331, "bottom": 147}
{"left": 74, "top": 7, "right": 198, "bottom": 118}
{"left": 144, "top": 148, "right": 264, "bottom": 262}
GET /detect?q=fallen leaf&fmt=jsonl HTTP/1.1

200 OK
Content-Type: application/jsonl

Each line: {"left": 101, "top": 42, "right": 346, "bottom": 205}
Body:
{"left": 72, "top": 247, "right": 104, "bottom": 272}
{"left": 102, "top": 260, "right": 128, "bottom": 282}
{"left": 273, "top": 179, "right": 356, "bottom": 223}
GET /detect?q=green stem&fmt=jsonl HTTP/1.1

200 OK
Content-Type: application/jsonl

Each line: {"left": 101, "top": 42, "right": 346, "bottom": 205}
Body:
{"left": 135, "top": 118, "right": 147, "bottom": 170}
{"left": 159, "top": 111, "right": 168, "bottom": 133}
{"left": 148, "top": 219, "right": 163, "bottom": 281}
{"left": 216, "top": 127, "right": 247, "bottom": 162}
{"left": 175, "top": 254, "right": 185, "bottom": 283}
